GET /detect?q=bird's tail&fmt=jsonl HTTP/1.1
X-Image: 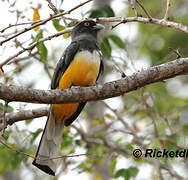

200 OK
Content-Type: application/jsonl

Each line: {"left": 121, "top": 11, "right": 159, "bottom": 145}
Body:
{"left": 32, "top": 112, "right": 64, "bottom": 176}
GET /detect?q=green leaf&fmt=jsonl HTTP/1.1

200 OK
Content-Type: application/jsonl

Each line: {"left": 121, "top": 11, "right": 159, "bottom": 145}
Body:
{"left": 7, "top": 105, "right": 14, "bottom": 113}
{"left": 52, "top": 19, "right": 70, "bottom": 38}
{"left": 114, "top": 167, "right": 138, "bottom": 180}
{"left": 115, "top": 169, "right": 128, "bottom": 179}
{"left": 100, "top": 4, "right": 115, "bottom": 17}
{"left": 3, "top": 130, "right": 12, "bottom": 140}
{"left": 124, "top": 144, "right": 134, "bottom": 151}
{"left": 89, "top": 9, "right": 104, "bottom": 18}
{"left": 37, "top": 42, "right": 48, "bottom": 62}
{"left": 0, "top": 103, "right": 14, "bottom": 113}
{"left": 100, "top": 37, "right": 111, "bottom": 57}
{"left": 89, "top": 4, "right": 115, "bottom": 18}
{"left": 182, "top": 123, "right": 188, "bottom": 136}
{"left": 52, "top": 19, "right": 65, "bottom": 31}
{"left": 59, "top": 9, "right": 65, "bottom": 13}
{"left": 30, "top": 128, "right": 43, "bottom": 144}
{"left": 115, "top": 137, "right": 123, "bottom": 144}
{"left": 108, "top": 34, "right": 125, "bottom": 49}
{"left": 77, "top": 162, "right": 93, "bottom": 173}
{"left": 128, "top": 167, "right": 139, "bottom": 177}
{"left": 32, "top": 30, "right": 48, "bottom": 62}
{"left": 0, "top": 143, "right": 29, "bottom": 172}
{"left": 75, "top": 139, "right": 82, "bottom": 146}
{"left": 0, "top": 103, "right": 3, "bottom": 112}
{"left": 108, "top": 157, "right": 117, "bottom": 176}
{"left": 67, "top": 21, "right": 77, "bottom": 27}
{"left": 25, "top": 119, "right": 32, "bottom": 125}
{"left": 36, "top": 29, "right": 43, "bottom": 39}
{"left": 61, "top": 132, "right": 73, "bottom": 148}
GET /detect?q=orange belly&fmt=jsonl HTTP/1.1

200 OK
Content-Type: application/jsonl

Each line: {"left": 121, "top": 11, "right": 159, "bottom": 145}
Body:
{"left": 51, "top": 50, "right": 100, "bottom": 123}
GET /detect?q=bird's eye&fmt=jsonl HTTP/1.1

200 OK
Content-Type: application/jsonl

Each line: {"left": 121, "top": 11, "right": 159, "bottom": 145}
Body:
{"left": 84, "top": 22, "right": 90, "bottom": 27}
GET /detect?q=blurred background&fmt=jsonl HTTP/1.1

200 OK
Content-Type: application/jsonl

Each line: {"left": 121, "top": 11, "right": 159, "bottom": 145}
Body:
{"left": 0, "top": 0, "right": 188, "bottom": 179}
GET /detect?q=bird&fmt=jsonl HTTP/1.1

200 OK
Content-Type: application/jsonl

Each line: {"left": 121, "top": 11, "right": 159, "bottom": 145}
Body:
{"left": 32, "top": 20, "right": 104, "bottom": 176}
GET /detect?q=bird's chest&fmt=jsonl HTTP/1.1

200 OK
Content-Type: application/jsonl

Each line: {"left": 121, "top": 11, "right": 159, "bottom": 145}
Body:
{"left": 59, "top": 50, "right": 101, "bottom": 88}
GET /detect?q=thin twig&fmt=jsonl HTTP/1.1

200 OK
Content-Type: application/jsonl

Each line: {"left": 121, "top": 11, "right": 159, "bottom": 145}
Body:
{"left": 46, "top": 0, "right": 59, "bottom": 14}
{"left": 159, "top": 164, "right": 184, "bottom": 180}
{"left": 0, "top": 138, "right": 35, "bottom": 158}
{"left": 130, "top": 0, "right": 139, "bottom": 17}
{"left": 0, "top": 0, "right": 93, "bottom": 46}
{"left": 169, "top": 47, "right": 182, "bottom": 58}
{"left": 111, "top": 21, "right": 125, "bottom": 29}
{"left": 0, "top": 28, "right": 72, "bottom": 68}
{"left": 72, "top": 124, "right": 130, "bottom": 156}
{"left": 135, "top": 0, "right": 152, "bottom": 19}
{"left": 102, "top": 101, "right": 129, "bottom": 129}
{"left": 32, "top": 52, "right": 52, "bottom": 79}
{"left": 164, "top": 0, "right": 171, "bottom": 20}
{"left": 62, "top": 16, "right": 80, "bottom": 23}
{"left": 0, "top": 108, "right": 185, "bottom": 179}
{"left": 110, "top": 57, "right": 126, "bottom": 77}
{"left": 158, "top": 165, "right": 166, "bottom": 180}
{"left": 7, "top": 52, "right": 38, "bottom": 65}
{"left": 0, "top": 138, "right": 92, "bottom": 161}
{"left": 41, "top": 153, "right": 94, "bottom": 161}
{"left": 102, "top": 101, "right": 145, "bottom": 146}
{"left": 0, "top": 22, "right": 40, "bottom": 33}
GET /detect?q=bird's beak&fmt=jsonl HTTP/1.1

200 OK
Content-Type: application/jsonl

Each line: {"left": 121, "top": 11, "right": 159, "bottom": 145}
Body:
{"left": 93, "top": 23, "right": 105, "bottom": 31}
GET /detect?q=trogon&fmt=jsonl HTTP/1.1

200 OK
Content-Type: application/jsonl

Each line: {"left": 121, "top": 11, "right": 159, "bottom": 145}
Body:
{"left": 32, "top": 20, "right": 104, "bottom": 176}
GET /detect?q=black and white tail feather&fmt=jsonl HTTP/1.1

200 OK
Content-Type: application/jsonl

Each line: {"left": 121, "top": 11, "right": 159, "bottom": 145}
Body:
{"left": 32, "top": 111, "right": 64, "bottom": 176}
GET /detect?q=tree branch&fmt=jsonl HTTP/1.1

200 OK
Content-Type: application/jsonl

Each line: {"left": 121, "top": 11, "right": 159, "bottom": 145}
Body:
{"left": 0, "top": 0, "right": 93, "bottom": 46}
{"left": 1, "top": 16, "right": 188, "bottom": 68}
{"left": 0, "top": 28, "right": 72, "bottom": 68}
{"left": 99, "top": 17, "right": 188, "bottom": 34}
{"left": 5, "top": 107, "right": 49, "bottom": 125}
{"left": 0, "top": 58, "right": 188, "bottom": 104}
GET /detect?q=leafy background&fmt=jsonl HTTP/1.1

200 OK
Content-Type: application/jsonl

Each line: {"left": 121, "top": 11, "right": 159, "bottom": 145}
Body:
{"left": 0, "top": 0, "right": 188, "bottom": 179}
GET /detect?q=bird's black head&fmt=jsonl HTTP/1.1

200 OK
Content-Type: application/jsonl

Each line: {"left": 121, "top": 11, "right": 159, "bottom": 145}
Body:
{"left": 71, "top": 20, "right": 104, "bottom": 40}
